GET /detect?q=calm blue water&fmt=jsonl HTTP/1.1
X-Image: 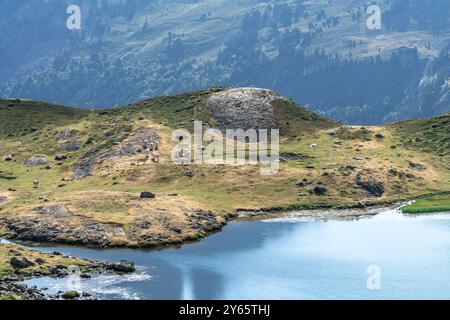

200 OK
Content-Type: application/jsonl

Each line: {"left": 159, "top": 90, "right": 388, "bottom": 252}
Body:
{"left": 21, "top": 209, "right": 450, "bottom": 300}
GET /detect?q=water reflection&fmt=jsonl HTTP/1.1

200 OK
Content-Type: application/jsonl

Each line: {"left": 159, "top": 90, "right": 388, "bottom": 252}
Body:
{"left": 22, "top": 209, "right": 450, "bottom": 300}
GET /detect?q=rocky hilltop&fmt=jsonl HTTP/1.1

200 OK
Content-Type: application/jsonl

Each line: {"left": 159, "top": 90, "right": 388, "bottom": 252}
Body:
{"left": 0, "top": 87, "right": 449, "bottom": 248}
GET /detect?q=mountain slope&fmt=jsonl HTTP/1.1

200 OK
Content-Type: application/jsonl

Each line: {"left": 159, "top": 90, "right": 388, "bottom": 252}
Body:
{"left": 0, "top": 0, "right": 449, "bottom": 123}
{"left": 1, "top": 87, "right": 449, "bottom": 248}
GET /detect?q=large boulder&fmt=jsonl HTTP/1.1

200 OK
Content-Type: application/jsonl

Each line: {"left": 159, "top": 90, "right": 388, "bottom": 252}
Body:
{"left": 24, "top": 156, "right": 51, "bottom": 167}
{"left": 10, "top": 257, "right": 35, "bottom": 269}
{"left": 204, "top": 88, "right": 282, "bottom": 133}
{"left": 106, "top": 260, "right": 135, "bottom": 274}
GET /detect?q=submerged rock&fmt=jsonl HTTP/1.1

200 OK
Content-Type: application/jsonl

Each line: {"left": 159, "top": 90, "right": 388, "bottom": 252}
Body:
{"left": 61, "top": 291, "right": 81, "bottom": 300}
{"left": 106, "top": 260, "right": 135, "bottom": 274}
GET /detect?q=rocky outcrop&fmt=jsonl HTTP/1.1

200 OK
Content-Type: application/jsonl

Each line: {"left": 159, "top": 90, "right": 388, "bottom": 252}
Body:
{"left": 10, "top": 257, "right": 35, "bottom": 269}
{"left": 0, "top": 206, "right": 126, "bottom": 247}
{"left": 73, "top": 127, "right": 160, "bottom": 179}
{"left": 0, "top": 282, "right": 46, "bottom": 300}
{"left": 204, "top": 88, "right": 284, "bottom": 133}
{"left": 0, "top": 204, "right": 225, "bottom": 249}
{"left": 355, "top": 172, "right": 385, "bottom": 198}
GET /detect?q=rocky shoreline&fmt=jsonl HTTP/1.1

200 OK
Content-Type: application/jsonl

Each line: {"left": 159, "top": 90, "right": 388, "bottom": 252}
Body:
{"left": 0, "top": 242, "right": 136, "bottom": 300}
{"left": 237, "top": 206, "right": 391, "bottom": 221}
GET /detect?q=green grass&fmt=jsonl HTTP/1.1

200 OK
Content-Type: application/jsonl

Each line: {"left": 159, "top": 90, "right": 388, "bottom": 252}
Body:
{"left": 391, "top": 113, "right": 450, "bottom": 157}
{"left": 0, "top": 99, "right": 91, "bottom": 138}
{"left": 402, "top": 194, "right": 450, "bottom": 214}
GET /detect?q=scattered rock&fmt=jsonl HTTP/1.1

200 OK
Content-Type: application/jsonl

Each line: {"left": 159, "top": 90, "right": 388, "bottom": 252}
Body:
{"left": 185, "top": 171, "right": 194, "bottom": 178}
{"left": 55, "top": 155, "right": 68, "bottom": 161}
{"left": 375, "top": 134, "right": 385, "bottom": 139}
{"left": 407, "top": 161, "right": 426, "bottom": 171}
{"left": 59, "top": 140, "right": 83, "bottom": 152}
{"left": 5, "top": 154, "right": 13, "bottom": 161}
{"left": 327, "top": 130, "right": 336, "bottom": 136}
{"left": 58, "top": 128, "right": 78, "bottom": 140}
{"left": 279, "top": 152, "right": 311, "bottom": 163}
{"left": 0, "top": 282, "right": 45, "bottom": 300}
{"left": 140, "top": 192, "right": 156, "bottom": 199}
{"left": 313, "top": 185, "right": 327, "bottom": 196}
{"left": 0, "top": 196, "right": 8, "bottom": 205}
{"left": 24, "top": 156, "right": 51, "bottom": 167}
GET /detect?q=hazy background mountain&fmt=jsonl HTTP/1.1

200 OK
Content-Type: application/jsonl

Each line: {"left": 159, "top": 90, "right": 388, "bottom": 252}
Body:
{"left": 0, "top": 0, "right": 449, "bottom": 124}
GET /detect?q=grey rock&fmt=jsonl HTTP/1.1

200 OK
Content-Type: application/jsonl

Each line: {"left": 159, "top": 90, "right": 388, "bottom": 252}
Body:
{"left": 10, "top": 257, "right": 35, "bottom": 269}
{"left": 407, "top": 161, "right": 426, "bottom": 171}
{"left": 204, "top": 88, "right": 283, "bottom": 137}
{"left": 58, "top": 128, "right": 78, "bottom": 140}
{"left": 24, "top": 156, "right": 51, "bottom": 167}
{"left": 59, "top": 140, "right": 83, "bottom": 152}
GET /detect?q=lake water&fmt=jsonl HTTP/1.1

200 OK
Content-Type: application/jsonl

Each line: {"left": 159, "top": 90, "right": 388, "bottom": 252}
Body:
{"left": 20, "top": 208, "right": 450, "bottom": 300}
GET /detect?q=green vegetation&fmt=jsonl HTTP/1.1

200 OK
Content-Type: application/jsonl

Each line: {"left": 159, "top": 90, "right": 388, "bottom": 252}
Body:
{"left": 0, "top": 88, "right": 449, "bottom": 248}
{"left": 402, "top": 194, "right": 450, "bottom": 214}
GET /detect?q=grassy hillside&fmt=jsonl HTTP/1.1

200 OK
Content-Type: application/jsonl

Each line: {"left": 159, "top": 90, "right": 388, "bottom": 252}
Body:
{"left": 0, "top": 88, "right": 449, "bottom": 248}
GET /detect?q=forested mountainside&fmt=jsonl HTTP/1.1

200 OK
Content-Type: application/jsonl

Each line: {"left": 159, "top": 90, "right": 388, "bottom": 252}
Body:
{"left": 0, "top": 0, "right": 449, "bottom": 124}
